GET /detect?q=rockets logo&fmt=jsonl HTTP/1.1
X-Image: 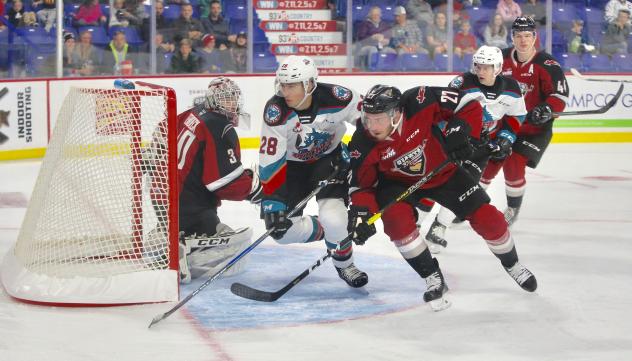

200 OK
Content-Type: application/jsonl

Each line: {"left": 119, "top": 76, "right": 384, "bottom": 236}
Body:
{"left": 264, "top": 103, "right": 282, "bottom": 125}
{"left": 449, "top": 76, "right": 464, "bottom": 89}
{"left": 543, "top": 59, "right": 560, "bottom": 67}
{"left": 332, "top": 86, "right": 352, "bottom": 101}
{"left": 416, "top": 86, "right": 426, "bottom": 104}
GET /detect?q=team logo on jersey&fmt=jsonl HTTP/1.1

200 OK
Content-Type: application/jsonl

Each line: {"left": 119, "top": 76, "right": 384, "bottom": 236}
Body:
{"left": 502, "top": 69, "right": 512, "bottom": 76}
{"left": 449, "top": 76, "right": 464, "bottom": 89}
{"left": 265, "top": 104, "right": 282, "bottom": 124}
{"left": 349, "top": 150, "right": 361, "bottom": 159}
{"left": 416, "top": 86, "right": 426, "bottom": 104}
{"left": 517, "top": 82, "right": 528, "bottom": 95}
{"left": 543, "top": 59, "right": 560, "bottom": 67}
{"left": 393, "top": 146, "right": 425, "bottom": 176}
{"left": 332, "top": 86, "right": 352, "bottom": 101}
{"left": 293, "top": 128, "right": 334, "bottom": 161}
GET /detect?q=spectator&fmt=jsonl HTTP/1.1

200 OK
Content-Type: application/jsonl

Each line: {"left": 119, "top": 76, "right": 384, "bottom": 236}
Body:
{"left": 223, "top": 31, "right": 247, "bottom": 73}
{"left": 567, "top": 19, "right": 597, "bottom": 54}
{"left": 102, "top": 30, "right": 138, "bottom": 74}
{"left": 484, "top": 13, "right": 509, "bottom": 48}
{"left": 391, "top": 6, "right": 429, "bottom": 55}
{"left": 173, "top": 3, "right": 204, "bottom": 46}
{"left": 496, "top": 0, "right": 521, "bottom": 26}
{"left": 6, "top": 0, "right": 25, "bottom": 28}
{"left": 112, "top": 0, "right": 146, "bottom": 29}
{"left": 36, "top": 0, "right": 56, "bottom": 32}
{"left": 201, "top": 0, "right": 233, "bottom": 48}
{"left": 72, "top": 0, "right": 106, "bottom": 27}
{"left": 426, "top": 12, "right": 449, "bottom": 56}
{"left": 405, "top": 0, "right": 434, "bottom": 30}
{"left": 18, "top": 11, "right": 38, "bottom": 27}
{"left": 199, "top": 0, "right": 212, "bottom": 19}
{"left": 454, "top": 20, "right": 477, "bottom": 57}
{"left": 139, "top": 32, "right": 174, "bottom": 73}
{"left": 167, "top": 38, "right": 201, "bottom": 73}
{"left": 604, "top": 0, "right": 632, "bottom": 25}
{"left": 141, "top": 0, "right": 174, "bottom": 41}
{"left": 601, "top": 9, "right": 631, "bottom": 55}
{"left": 109, "top": 0, "right": 126, "bottom": 27}
{"left": 73, "top": 30, "right": 103, "bottom": 76}
{"left": 355, "top": 6, "right": 396, "bottom": 69}
{"left": 41, "top": 32, "right": 81, "bottom": 76}
{"left": 198, "top": 34, "right": 223, "bottom": 73}
{"left": 521, "top": 0, "right": 545, "bottom": 26}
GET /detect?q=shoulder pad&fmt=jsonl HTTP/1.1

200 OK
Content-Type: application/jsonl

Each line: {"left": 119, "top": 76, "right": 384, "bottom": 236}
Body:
{"left": 449, "top": 75, "right": 465, "bottom": 89}
{"left": 318, "top": 83, "right": 354, "bottom": 106}
{"left": 263, "top": 96, "right": 291, "bottom": 126}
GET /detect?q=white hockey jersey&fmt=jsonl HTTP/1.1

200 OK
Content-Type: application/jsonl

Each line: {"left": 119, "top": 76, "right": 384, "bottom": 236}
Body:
{"left": 449, "top": 72, "right": 527, "bottom": 138}
{"left": 259, "top": 83, "right": 360, "bottom": 195}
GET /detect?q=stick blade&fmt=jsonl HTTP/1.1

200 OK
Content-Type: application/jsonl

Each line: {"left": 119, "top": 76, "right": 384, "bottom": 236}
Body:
{"left": 230, "top": 282, "right": 279, "bottom": 302}
{"left": 570, "top": 68, "right": 583, "bottom": 79}
{"left": 148, "top": 313, "right": 166, "bottom": 329}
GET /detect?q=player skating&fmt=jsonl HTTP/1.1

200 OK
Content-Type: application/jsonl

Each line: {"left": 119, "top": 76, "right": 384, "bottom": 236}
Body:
{"left": 425, "top": 45, "right": 527, "bottom": 252}
{"left": 480, "top": 16, "right": 569, "bottom": 226}
{"left": 347, "top": 84, "right": 537, "bottom": 310}
{"left": 258, "top": 55, "right": 368, "bottom": 288}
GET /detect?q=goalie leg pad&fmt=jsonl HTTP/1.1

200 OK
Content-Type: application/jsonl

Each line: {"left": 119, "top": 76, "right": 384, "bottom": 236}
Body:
{"left": 184, "top": 224, "right": 254, "bottom": 279}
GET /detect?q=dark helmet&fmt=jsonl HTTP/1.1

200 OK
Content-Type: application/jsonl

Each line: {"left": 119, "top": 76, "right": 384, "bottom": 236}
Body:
{"left": 511, "top": 16, "right": 536, "bottom": 34}
{"left": 362, "top": 85, "right": 402, "bottom": 114}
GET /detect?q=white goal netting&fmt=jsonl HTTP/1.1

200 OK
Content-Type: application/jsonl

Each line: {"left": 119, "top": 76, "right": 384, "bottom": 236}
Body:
{"left": 1, "top": 85, "right": 179, "bottom": 305}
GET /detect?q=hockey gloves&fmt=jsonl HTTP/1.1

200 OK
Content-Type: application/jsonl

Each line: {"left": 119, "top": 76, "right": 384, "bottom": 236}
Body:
{"left": 244, "top": 168, "right": 263, "bottom": 204}
{"left": 262, "top": 200, "right": 293, "bottom": 240}
{"left": 331, "top": 143, "right": 351, "bottom": 177}
{"left": 444, "top": 119, "right": 473, "bottom": 161}
{"left": 489, "top": 130, "right": 516, "bottom": 161}
{"left": 347, "top": 206, "right": 376, "bottom": 245}
{"left": 529, "top": 103, "right": 553, "bottom": 125}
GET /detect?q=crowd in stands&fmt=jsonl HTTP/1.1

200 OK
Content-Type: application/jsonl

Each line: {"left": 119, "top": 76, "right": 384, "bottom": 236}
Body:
{"left": 352, "top": 0, "right": 632, "bottom": 71}
{"left": 1, "top": 0, "right": 632, "bottom": 76}
{"left": 0, "top": 0, "right": 248, "bottom": 76}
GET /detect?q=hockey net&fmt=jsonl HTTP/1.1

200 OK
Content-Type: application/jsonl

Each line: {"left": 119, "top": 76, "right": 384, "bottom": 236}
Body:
{"left": 1, "top": 83, "right": 179, "bottom": 305}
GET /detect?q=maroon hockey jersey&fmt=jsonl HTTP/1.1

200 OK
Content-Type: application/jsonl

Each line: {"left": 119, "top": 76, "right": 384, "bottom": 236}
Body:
{"left": 348, "top": 86, "right": 483, "bottom": 213}
{"left": 501, "top": 48, "right": 569, "bottom": 135}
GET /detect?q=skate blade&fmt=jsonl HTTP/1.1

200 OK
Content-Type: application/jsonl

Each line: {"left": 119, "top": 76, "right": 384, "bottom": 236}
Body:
{"left": 429, "top": 297, "right": 451, "bottom": 312}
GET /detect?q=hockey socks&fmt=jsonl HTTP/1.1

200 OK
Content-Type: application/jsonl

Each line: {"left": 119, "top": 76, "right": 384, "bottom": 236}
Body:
{"left": 404, "top": 250, "right": 451, "bottom": 311}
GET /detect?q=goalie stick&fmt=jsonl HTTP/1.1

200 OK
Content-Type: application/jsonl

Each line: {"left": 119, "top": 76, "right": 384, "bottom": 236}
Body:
{"left": 148, "top": 169, "right": 342, "bottom": 328}
{"left": 230, "top": 159, "right": 453, "bottom": 302}
{"left": 553, "top": 83, "right": 623, "bottom": 117}
{"left": 570, "top": 68, "right": 632, "bottom": 84}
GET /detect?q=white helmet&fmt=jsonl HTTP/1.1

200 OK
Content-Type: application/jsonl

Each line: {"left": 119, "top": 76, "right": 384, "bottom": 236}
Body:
{"left": 275, "top": 55, "right": 318, "bottom": 98}
{"left": 206, "top": 77, "right": 250, "bottom": 128}
{"left": 471, "top": 45, "right": 504, "bottom": 76}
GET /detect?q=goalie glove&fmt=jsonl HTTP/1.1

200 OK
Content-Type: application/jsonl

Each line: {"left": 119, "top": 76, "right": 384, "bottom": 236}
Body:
{"left": 347, "top": 206, "right": 376, "bottom": 245}
{"left": 244, "top": 168, "right": 262, "bottom": 204}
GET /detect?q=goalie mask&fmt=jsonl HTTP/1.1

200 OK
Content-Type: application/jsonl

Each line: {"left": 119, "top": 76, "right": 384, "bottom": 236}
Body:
{"left": 206, "top": 77, "right": 251, "bottom": 128}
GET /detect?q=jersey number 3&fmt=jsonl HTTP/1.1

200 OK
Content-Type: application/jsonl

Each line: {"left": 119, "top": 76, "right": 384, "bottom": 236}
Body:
{"left": 259, "top": 136, "right": 278, "bottom": 155}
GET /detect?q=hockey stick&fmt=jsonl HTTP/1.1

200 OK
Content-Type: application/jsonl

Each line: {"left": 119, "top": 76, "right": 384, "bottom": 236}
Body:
{"left": 230, "top": 159, "right": 453, "bottom": 302}
{"left": 570, "top": 68, "right": 632, "bottom": 84}
{"left": 148, "top": 169, "right": 341, "bottom": 328}
{"left": 552, "top": 83, "right": 623, "bottom": 117}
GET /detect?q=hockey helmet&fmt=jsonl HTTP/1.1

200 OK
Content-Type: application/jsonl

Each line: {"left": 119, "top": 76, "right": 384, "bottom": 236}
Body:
{"left": 472, "top": 45, "right": 504, "bottom": 76}
{"left": 511, "top": 16, "right": 536, "bottom": 35}
{"left": 206, "top": 77, "right": 250, "bottom": 128}
{"left": 361, "top": 85, "right": 403, "bottom": 131}
{"left": 275, "top": 55, "right": 318, "bottom": 95}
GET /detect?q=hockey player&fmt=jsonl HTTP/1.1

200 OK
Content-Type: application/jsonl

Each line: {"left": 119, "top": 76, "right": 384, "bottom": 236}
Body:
{"left": 425, "top": 45, "right": 527, "bottom": 252}
{"left": 174, "top": 77, "right": 262, "bottom": 283}
{"left": 259, "top": 55, "right": 368, "bottom": 288}
{"left": 347, "top": 84, "right": 537, "bottom": 310}
{"left": 480, "top": 16, "right": 569, "bottom": 226}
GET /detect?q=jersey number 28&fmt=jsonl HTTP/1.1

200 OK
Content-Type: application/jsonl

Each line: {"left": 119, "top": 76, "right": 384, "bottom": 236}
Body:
{"left": 259, "top": 136, "right": 278, "bottom": 155}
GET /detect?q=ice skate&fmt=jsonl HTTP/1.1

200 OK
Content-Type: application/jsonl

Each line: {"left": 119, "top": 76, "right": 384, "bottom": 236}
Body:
{"left": 423, "top": 267, "right": 451, "bottom": 311}
{"left": 504, "top": 206, "right": 520, "bottom": 226}
{"left": 335, "top": 263, "right": 368, "bottom": 288}
{"left": 425, "top": 218, "right": 448, "bottom": 254}
{"left": 504, "top": 261, "right": 537, "bottom": 292}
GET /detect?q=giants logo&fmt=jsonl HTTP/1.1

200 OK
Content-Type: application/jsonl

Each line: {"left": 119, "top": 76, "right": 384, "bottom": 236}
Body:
{"left": 393, "top": 146, "right": 425, "bottom": 175}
